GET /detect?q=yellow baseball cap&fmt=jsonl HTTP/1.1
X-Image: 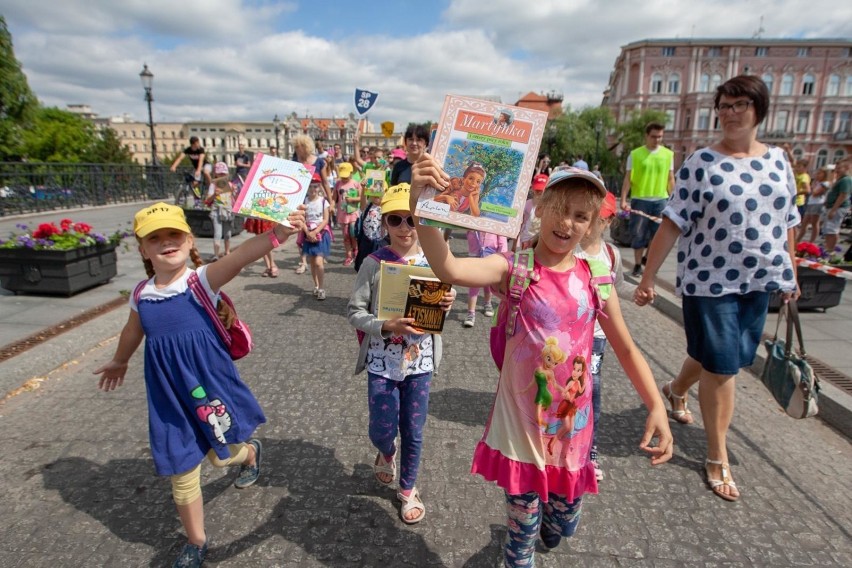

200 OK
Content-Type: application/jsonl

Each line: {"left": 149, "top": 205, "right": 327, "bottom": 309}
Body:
{"left": 380, "top": 183, "right": 411, "bottom": 214}
{"left": 133, "top": 202, "right": 192, "bottom": 237}
{"left": 338, "top": 162, "right": 353, "bottom": 178}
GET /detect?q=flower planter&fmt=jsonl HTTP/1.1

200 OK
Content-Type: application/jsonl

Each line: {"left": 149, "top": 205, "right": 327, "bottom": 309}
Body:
{"left": 183, "top": 208, "right": 245, "bottom": 238}
{"left": 0, "top": 243, "right": 118, "bottom": 296}
{"left": 769, "top": 266, "right": 847, "bottom": 311}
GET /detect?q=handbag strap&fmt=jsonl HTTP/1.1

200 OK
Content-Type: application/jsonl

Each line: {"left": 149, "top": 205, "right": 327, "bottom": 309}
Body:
{"left": 187, "top": 272, "right": 231, "bottom": 345}
{"left": 787, "top": 300, "right": 807, "bottom": 357}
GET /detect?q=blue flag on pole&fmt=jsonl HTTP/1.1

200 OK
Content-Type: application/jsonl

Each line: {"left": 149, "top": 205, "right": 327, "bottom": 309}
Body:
{"left": 354, "top": 89, "right": 379, "bottom": 116}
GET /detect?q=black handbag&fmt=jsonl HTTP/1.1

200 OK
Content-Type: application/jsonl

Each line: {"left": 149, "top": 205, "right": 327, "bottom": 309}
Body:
{"left": 760, "top": 301, "right": 819, "bottom": 419}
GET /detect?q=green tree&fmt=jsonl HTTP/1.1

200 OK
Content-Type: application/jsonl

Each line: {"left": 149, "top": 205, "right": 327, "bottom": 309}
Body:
{"left": 84, "top": 127, "right": 134, "bottom": 163}
{"left": 21, "top": 107, "right": 100, "bottom": 162}
{"left": 0, "top": 16, "right": 39, "bottom": 160}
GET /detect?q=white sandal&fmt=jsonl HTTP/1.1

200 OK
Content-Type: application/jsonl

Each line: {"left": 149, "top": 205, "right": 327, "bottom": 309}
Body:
{"left": 662, "top": 381, "right": 694, "bottom": 425}
{"left": 373, "top": 452, "right": 396, "bottom": 487}
{"left": 397, "top": 487, "right": 426, "bottom": 524}
{"left": 704, "top": 458, "right": 739, "bottom": 502}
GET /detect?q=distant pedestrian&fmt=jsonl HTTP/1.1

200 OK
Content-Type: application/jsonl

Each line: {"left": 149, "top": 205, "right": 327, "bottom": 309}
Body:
{"left": 205, "top": 162, "right": 234, "bottom": 261}
{"left": 352, "top": 186, "right": 387, "bottom": 272}
{"left": 462, "top": 230, "right": 507, "bottom": 328}
{"left": 619, "top": 122, "right": 674, "bottom": 277}
{"left": 300, "top": 173, "right": 332, "bottom": 300}
{"left": 94, "top": 202, "right": 303, "bottom": 568}
{"left": 233, "top": 142, "right": 253, "bottom": 191}
{"left": 390, "top": 124, "right": 429, "bottom": 186}
{"left": 335, "top": 162, "right": 362, "bottom": 266}
{"left": 635, "top": 75, "right": 800, "bottom": 502}
{"left": 411, "top": 159, "right": 672, "bottom": 566}
{"left": 347, "top": 182, "right": 457, "bottom": 525}
{"left": 823, "top": 158, "right": 851, "bottom": 261}
{"left": 169, "top": 136, "right": 212, "bottom": 195}
{"left": 797, "top": 166, "right": 832, "bottom": 243}
{"left": 572, "top": 155, "right": 589, "bottom": 170}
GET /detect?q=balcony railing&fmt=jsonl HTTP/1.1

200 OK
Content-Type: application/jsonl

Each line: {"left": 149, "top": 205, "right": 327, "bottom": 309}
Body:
{"left": 0, "top": 162, "right": 174, "bottom": 217}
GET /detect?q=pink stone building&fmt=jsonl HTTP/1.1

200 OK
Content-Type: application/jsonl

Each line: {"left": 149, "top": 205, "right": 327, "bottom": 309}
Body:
{"left": 603, "top": 38, "right": 852, "bottom": 169}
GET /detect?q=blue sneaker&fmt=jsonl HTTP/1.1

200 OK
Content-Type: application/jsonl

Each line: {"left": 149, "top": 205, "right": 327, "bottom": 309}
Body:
{"left": 173, "top": 540, "right": 207, "bottom": 568}
{"left": 234, "top": 439, "right": 262, "bottom": 489}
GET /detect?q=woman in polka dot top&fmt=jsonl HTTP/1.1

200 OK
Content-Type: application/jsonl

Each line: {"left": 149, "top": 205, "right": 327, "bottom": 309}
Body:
{"left": 634, "top": 74, "right": 801, "bottom": 503}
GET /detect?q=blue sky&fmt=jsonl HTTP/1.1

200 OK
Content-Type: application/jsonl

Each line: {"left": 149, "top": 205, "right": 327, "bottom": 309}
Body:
{"left": 3, "top": 0, "right": 850, "bottom": 130}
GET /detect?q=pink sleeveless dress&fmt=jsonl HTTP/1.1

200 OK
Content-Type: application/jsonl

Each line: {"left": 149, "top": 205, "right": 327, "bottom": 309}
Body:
{"left": 471, "top": 253, "right": 598, "bottom": 502}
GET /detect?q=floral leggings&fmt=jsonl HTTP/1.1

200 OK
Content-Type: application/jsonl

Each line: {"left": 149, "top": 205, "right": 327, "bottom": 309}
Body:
{"left": 367, "top": 372, "right": 431, "bottom": 490}
{"left": 504, "top": 491, "right": 583, "bottom": 567}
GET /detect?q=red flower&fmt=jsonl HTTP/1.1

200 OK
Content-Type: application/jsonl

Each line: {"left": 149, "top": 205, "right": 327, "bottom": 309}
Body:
{"left": 32, "top": 223, "right": 59, "bottom": 239}
{"left": 73, "top": 222, "right": 92, "bottom": 234}
{"left": 60, "top": 218, "right": 73, "bottom": 231}
{"left": 796, "top": 241, "right": 821, "bottom": 258}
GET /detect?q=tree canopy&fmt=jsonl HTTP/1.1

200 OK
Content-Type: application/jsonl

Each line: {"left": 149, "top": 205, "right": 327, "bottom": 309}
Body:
{"left": 0, "top": 16, "right": 38, "bottom": 161}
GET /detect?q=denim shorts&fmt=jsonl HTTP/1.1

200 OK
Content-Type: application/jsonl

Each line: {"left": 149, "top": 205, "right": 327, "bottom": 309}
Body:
{"left": 682, "top": 292, "right": 769, "bottom": 376}
{"left": 822, "top": 207, "right": 849, "bottom": 235}
{"left": 628, "top": 199, "right": 666, "bottom": 249}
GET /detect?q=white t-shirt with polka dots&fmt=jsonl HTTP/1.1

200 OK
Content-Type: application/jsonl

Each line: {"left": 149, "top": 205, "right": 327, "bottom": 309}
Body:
{"left": 664, "top": 146, "right": 800, "bottom": 297}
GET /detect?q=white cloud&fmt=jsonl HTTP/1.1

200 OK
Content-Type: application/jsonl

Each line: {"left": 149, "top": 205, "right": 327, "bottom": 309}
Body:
{"left": 3, "top": 0, "right": 851, "bottom": 131}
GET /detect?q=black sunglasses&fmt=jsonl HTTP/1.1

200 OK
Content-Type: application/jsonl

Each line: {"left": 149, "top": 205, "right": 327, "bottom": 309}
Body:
{"left": 386, "top": 214, "right": 415, "bottom": 228}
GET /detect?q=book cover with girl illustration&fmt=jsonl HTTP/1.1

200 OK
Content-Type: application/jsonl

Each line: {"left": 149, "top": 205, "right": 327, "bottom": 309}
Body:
{"left": 232, "top": 153, "right": 314, "bottom": 226}
{"left": 414, "top": 95, "right": 548, "bottom": 238}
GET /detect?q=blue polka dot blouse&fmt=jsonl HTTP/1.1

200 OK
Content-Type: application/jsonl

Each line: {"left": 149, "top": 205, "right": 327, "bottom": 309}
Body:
{"left": 663, "top": 146, "right": 800, "bottom": 297}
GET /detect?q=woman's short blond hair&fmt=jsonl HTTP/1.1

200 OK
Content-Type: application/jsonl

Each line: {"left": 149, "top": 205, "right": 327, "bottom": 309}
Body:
{"left": 291, "top": 134, "right": 316, "bottom": 156}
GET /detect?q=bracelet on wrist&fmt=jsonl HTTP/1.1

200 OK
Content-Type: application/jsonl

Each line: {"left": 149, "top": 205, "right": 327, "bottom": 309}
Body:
{"left": 267, "top": 230, "right": 281, "bottom": 249}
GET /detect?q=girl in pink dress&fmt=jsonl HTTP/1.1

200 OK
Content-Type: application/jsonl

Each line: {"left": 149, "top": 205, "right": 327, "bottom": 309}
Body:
{"left": 410, "top": 160, "right": 673, "bottom": 567}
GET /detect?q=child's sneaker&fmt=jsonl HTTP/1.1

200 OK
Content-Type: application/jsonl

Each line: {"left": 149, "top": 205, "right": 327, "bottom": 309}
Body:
{"left": 173, "top": 540, "right": 208, "bottom": 568}
{"left": 483, "top": 302, "right": 494, "bottom": 318}
{"left": 317, "top": 289, "right": 327, "bottom": 301}
{"left": 463, "top": 311, "right": 475, "bottom": 328}
{"left": 234, "top": 439, "right": 262, "bottom": 489}
{"left": 313, "top": 287, "right": 320, "bottom": 297}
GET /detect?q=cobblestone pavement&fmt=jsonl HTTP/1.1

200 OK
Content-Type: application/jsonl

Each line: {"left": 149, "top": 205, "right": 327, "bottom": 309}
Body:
{"left": 0, "top": 239, "right": 850, "bottom": 567}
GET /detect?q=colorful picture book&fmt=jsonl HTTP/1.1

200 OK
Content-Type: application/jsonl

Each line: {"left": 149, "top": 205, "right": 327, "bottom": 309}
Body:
{"left": 377, "top": 261, "right": 439, "bottom": 321}
{"left": 363, "top": 169, "right": 387, "bottom": 197}
{"left": 414, "top": 95, "right": 548, "bottom": 238}
{"left": 231, "top": 153, "right": 314, "bottom": 227}
{"left": 404, "top": 276, "right": 452, "bottom": 334}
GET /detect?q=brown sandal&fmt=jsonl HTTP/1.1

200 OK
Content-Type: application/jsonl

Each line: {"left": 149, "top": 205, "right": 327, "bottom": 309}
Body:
{"left": 662, "top": 381, "right": 694, "bottom": 424}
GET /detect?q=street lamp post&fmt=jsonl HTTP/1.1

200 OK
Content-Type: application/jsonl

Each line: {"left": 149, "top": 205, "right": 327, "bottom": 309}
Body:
{"left": 273, "top": 114, "right": 281, "bottom": 156}
{"left": 139, "top": 64, "right": 157, "bottom": 166}
{"left": 594, "top": 119, "right": 603, "bottom": 169}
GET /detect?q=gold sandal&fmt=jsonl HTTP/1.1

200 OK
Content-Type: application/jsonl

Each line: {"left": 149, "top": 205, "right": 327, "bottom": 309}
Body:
{"left": 662, "top": 381, "right": 694, "bottom": 425}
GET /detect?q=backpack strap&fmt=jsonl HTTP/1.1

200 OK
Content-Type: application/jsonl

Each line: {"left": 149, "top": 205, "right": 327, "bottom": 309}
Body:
{"left": 132, "top": 279, "right": 148, "bottom": 306}
{"left": 582, "top": 257, "right": 613, "bottom": 315}
{"left": 187, "top": 272, "right": 231, "bottom": 346}
{"left": 369, "top": 245, "right": 405, "bottom": 264}
{"left": 504, "top": 248, "right": 535, "bottom": 341}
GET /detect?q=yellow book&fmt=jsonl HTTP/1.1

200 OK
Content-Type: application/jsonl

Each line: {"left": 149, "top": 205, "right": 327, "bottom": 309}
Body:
{"left": 377, "top": 261, "right": 438, "bottom": 320}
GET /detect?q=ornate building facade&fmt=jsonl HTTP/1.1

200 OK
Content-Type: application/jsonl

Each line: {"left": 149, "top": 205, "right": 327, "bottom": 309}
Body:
{"left": 603, "top": 38, "right": 852, "bottom": 168}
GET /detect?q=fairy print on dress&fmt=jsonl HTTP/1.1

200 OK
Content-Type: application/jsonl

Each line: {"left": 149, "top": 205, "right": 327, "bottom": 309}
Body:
{"left": 520, "top": 337, "right": 568, "bottom": 428}
{"left": 191, "top": 385, "right": 232, "bottom": 445}
{"left": 546, "top": 355, "right": 589, "bottom": 458}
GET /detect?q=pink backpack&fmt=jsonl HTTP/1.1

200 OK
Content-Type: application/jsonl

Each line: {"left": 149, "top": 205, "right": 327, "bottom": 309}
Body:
{"left": 489, "top": 248, "right": 614, "bottom": 371}
{"left": 133, "top": 273, "right": 254, "bottom": 360}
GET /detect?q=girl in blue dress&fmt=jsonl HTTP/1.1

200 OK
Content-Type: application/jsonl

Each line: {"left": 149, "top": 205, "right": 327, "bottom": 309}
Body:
{"left": 94, "top": 202, "right": 303, "bottom": 568}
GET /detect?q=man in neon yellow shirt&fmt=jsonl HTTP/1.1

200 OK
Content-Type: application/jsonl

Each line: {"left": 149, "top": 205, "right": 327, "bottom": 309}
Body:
{"left": 620, "top": 122, "right": 675, "bottom": 277}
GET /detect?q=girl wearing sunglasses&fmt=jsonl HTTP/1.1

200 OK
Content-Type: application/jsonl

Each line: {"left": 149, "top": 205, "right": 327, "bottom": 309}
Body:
{"left": 347, "top": 182, "right": 456, "bottom": 525}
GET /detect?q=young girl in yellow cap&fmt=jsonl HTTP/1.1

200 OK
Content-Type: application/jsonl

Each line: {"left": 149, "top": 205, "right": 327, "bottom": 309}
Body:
{"left": 94, "top": 202, "right": 303, "bottom": 568}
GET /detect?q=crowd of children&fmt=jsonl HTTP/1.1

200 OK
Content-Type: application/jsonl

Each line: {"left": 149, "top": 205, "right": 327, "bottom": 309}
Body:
{"left": 96, "top": 140, "right": 680, "bottom": 568}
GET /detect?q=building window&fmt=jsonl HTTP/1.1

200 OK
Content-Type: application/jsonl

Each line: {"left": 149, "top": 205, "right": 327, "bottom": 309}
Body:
{"left": 662, "top": 46, "right": 676, "bottom": 57}
{"left": 708, "top": 46, "right": 722, "bottom": 57}
{"left": 816, "top": 149, "right": 828, "bottom": 169}
{"left": 822, "top": 111, "right": 836, "bottom": 133}
{"left": 797, "top": 47, "right": 810, "bottom": 57}
{"left": 827, "top": 74, "right": 841, "bottom": 96}
{"left": 780, "top": 74, "right": 794, "bottom": 95}
{"left": 650, "top": 72, "right": 663, "bottom": 94}
{"left": 834, "top": 149, "right": 847, "bottom": 163}
{"left": 802, "top": 74, "right": 815, "bottom": 95}
{"left": 665, "top": 109, "right": 676, "bottom": 130}
{"left": 710, "top": 74, "right": 722, "bottom": 91}
{"left": 755, "top": 46, "right": 768, "bottom": 57}
{"left": 667, "top": 73, "right": 680, "bottom": 94}
{"left": 141, "top": 131, "right": 146, "bottom": 138}
{"left": 796, "top": 110, "right": 809, "bottom": 133}
{"left": 132, "top": 144, "right": 137, "bottom": 152}
{"left": 699, "top": 73, "right": 710, "bottom": 92}
{"left": 698, "top": 108, "right": 710, "bottom": 130}
{"left": 776, "top": 110, "right": 789, "bottom": 132}
{"left": 684, "top": 111, "right": 691, "bottom": 130}
{"left": 792, "top": 148, "right": 804, "bottom": 161}
{"left": 846, "top": 76, "right": 852, "bottom": 96}
{"left": 762, "top": 73, "right": 774, "bottom": 95}
{"left": 713, "top": 115, "right": 720, "bottom": 130}
{"left": 839, "top": 111, "right": 851, "bottom": 133}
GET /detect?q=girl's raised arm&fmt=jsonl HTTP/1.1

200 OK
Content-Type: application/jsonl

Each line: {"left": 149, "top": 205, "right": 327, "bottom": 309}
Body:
{"left": 206, "top": 208, "right": 305, "bottom": 291}
{"left": 409, "top": 153, "right": 509, "bottom": 291}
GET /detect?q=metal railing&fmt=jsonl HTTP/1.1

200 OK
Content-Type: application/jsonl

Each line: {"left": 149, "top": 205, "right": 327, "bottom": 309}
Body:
{"left": 0, "top": 162, "right": 176, "bottom": 217}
